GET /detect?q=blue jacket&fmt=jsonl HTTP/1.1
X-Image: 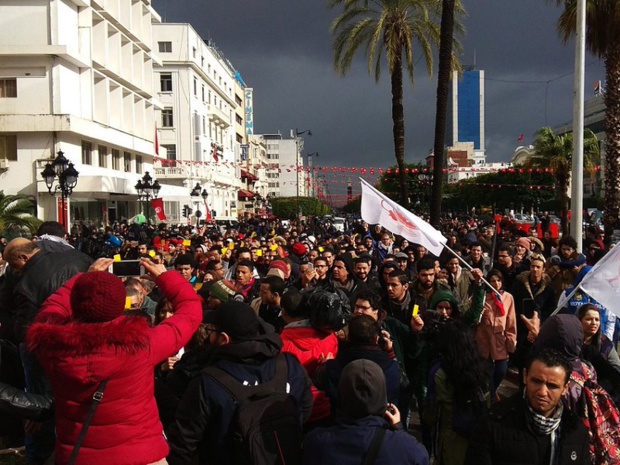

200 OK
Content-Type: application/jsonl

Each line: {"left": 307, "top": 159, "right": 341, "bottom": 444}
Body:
{"left": 303, "top": 416, "right": 429, "bottom": 465}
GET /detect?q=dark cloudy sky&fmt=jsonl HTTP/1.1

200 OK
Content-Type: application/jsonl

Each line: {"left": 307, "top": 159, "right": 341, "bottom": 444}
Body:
{"left": 151, "top": 0, "right": 605, "bottom": 197}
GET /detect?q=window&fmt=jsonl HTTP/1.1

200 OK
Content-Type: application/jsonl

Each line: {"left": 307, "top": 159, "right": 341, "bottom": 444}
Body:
{"left": 201, "top": 85, "right": 205, "bottom": 102}
{"left": 0, "top": 135, "right": 17, "bottom": 160}
{"left": 124, "top": 152, "right": 131, "bottom": 172}
{"left": 0, "top": 79, "right": 17, "bottom": 98}
{"left": 192, "top": 47, "right": 197, "bottom": 58}
{"left": 98, "top": 145, "right": 107, "bottom": 168}
{"left": 162, "top": 108, "right": 173, "bottom": 127}
{"left": 236, "top": 134, "right": 243, "bottom": 143}
{"left": 158, "top": 42, "right": 172, "bottom": 53}
{"left": 112, "top": 149, "right": 121, "bottom": 170}
{"left": 202, "top": 116, "right": 206, "bottom": 135}
{"left": 193, "top": 77, "right": 197, "bottom": 96}
{"left": 160, "top": 73, "right": 172, "bottom": 92}
{"left": 201, "top": 56, "right": 204, "bottom": 67}
{"left": 235, "top": 114, "right": 243, "bottom": 125}
{"left": 235, "top": 95, "right": 242, "bottom": 106}
{"left": 162, "top": 144, "right": 176, "bottom": 160}
{"left": 135, "top": 155, "right": 142, "bottom": 174}
{"left": 81, "top": 141, "right": 92, "bottom": 165}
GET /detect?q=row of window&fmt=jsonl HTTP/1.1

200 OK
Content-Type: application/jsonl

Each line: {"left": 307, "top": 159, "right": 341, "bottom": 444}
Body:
{"left": 267, "top": 153, "right": 279, "bottom": 160}
{"left": 81, "top": 141, "right": 142, "bottom": 173}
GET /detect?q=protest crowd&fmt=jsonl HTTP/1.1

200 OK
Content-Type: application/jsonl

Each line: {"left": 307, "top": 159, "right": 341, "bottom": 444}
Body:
{"left": 1, "top": 199, "right": 620, "bottom": 465}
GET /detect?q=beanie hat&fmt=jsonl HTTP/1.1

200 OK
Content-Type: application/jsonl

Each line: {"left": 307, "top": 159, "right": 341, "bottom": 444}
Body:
{"left": 516, "top": 237, "right": 531, "bottom": 249}
{"left": 204, "top": 301, "right": 260, "bottom": 341}
{"left": 292, "top": 242, "right": 307, "bottom": 256}
{"left": 209, "top": 279, "right": 237, "bottom": 303}
{"left": 338, "top": 359, "right": 387, "bottom": 419}
{"left": 71, "top": 272, "right": 127, "bottom": 323}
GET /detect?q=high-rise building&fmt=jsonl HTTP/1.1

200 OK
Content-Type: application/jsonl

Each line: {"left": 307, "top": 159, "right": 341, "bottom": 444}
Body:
{"left": 446, "top": 67, "right": 485, "bottom": 153}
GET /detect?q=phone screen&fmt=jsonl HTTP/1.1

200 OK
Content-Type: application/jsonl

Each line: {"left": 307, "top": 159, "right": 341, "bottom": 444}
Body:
{"left": 112, "top": 260, "right": 143, "bottom": 277}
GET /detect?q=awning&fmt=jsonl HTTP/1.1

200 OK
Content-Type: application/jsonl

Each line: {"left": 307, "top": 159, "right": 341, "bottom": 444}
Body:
{"left": 241, "top": 169, "right": 258, "bottom": 181}
{"left": 238, "top": 189, "right": 256, "bottom": 200}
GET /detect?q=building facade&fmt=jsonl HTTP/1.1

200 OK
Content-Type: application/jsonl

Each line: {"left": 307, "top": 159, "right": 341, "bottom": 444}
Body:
{"left": 446, "top": 67, "right": 485, "bottom": 155}
{"left": 0, "top": 0, "right": 174, "bottom": 226}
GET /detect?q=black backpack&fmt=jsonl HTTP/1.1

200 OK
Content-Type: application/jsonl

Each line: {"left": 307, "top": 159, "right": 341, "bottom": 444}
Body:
{"left": 204, "top": 354, "right": 302, "bottom": 465}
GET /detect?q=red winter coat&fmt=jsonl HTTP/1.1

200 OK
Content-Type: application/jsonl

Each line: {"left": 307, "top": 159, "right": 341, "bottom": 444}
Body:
{"left": 26, "top": 271, "right": 202, "bottom": 465}
{"left": 281, "top": 324, "right": 338, "bottom": 422}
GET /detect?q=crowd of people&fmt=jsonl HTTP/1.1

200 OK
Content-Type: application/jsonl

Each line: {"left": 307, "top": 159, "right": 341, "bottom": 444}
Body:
{"left": 0, "top": 213, "right": 619, "bottom": 465}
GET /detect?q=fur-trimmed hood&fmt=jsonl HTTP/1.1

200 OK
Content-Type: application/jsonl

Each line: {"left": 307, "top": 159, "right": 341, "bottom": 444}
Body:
{"left": 515, "top": 271, "right": 551, "bottom": 299}
{"left": 27, "top": 315, "right": 151, "bottom": 356}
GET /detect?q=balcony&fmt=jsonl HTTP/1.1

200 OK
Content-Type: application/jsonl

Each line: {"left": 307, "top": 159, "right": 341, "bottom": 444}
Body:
{"left": 208, "top": 104, "right": 231, "bottom": 128}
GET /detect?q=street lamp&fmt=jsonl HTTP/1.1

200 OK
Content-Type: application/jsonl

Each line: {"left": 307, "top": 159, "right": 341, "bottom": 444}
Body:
{"left": 190, "top": 182, "right": 209, "bottom": 227}
{"left": 306, "top": 152, "right": 319, "bottom": 197}
{"left": 135, "top": 171, "right": 161, "bottom": 224}
{"left": 417, "top": 173, "right": 432, "bottom": 211}
{"left": 294, "top": 129, "right": 312, "bottom": 219}
{"left": 41, "top": 150, "right": 79, "bottom": 230}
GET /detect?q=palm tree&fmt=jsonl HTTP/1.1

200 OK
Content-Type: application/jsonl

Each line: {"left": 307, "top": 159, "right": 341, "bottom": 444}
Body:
{"left": 0, "top": 191, "right": 41, "bottom": 235}
{"left": 553, "top": 0, "right": 620, "bottom": 225}
{"left": 430, "top": 0, "right": 465, "bottom": 227}
{"left": 526, "top": 127, "right": 599, "bottom": 236}
{"left": 329, "top": 0, "right": 442, "bottom": 206}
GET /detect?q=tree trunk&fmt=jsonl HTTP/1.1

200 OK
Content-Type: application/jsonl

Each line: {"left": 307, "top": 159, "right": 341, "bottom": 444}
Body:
{"left": 391, "top": 51, "right": 408, "bottom": 207}
{"left": 430, "top": 0, "right": 455, "bottom": 228}
{"left": 604, "top": 39, "right": 620, "bottom": 223}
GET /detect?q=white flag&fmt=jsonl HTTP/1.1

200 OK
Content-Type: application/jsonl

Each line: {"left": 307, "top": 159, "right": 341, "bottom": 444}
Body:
{"left": 360, "top": 178, "right": 446, "bottom": 256}
{"left": 579, "top": 244, "right": 620, "bottom": 318}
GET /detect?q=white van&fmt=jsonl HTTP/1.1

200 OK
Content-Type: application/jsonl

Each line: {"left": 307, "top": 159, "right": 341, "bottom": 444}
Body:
{"left": 333, "top": 217, "right": 346, "bottom": 232}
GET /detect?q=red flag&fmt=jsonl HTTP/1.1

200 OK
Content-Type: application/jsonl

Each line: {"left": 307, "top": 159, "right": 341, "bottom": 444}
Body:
{"left": 150, "top": 198, "right": 167, "bottom": 221}
{"left": 154, "top": 126, "right": 159, "bottom": 156}
{"left": 517, "top": 134, "right": 524, "bottom": 141}
{"left": 205, "top": 201, "right": 212, "bottom": 221}
{"left": 212, "top": 145, "right": 218, "bottom": 162}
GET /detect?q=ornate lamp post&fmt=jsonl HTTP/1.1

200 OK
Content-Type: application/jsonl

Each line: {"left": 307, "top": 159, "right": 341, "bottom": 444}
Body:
{"left": 41, "top": 150, "right": 79, "bottom": 230}
{"left": 190, "top": 182, "right": 209, "bottom": 227}
{"left": 417, "top": 173, "right": 432, "bottom": 210}
{"left": 135, "top": 171, "right": 161, "bottom": 224}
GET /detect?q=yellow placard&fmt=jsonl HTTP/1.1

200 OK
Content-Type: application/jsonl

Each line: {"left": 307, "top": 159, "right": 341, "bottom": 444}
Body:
{"left": 148, "top": 250, "right": 156, "bottom": 257}
{"left": 125, "top": 297, "right": 132, "bottom": 310}
{"left": 412, "top": 304, "right": 419, "bottom": 318}
{"left": 221, "top": 248, "right": 228, "bottom": 255}
{"left": 318, "top": 247, "right": 324, "bottom": 253}
{"left": 256, "top": 249, "right": 263, "bottom": 257}
{"left": 229, "top": 242, "right": 235, "bottom": 250}
{"left": 270, "top": 245, "right": 278, "bottom": 251}
{"left": 183, "top": 239, "right": 191, "bottom": 247}
{"left": 114, "top": 254, "right": 121, "bottom": 262}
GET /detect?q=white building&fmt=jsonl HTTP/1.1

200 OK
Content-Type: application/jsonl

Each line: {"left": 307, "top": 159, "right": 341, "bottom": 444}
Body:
{"left": 262, "top": 133, "right": 308, "bottom": 199}
{"left": 0, "top": 0, "right": 183, "bottom": 226}
{"left": 152, "top": 23, "right": 244, "bottom": 221}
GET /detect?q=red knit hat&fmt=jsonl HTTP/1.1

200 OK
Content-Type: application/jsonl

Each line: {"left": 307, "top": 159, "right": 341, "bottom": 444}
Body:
{"left": 71, "top": 272, "right": 127, "bottom": 322}
{"left": 268, "top": 260, "right": 288, "bottom": 276}
{"left": 292, "top": 242, "right": 307, "bottom": 256}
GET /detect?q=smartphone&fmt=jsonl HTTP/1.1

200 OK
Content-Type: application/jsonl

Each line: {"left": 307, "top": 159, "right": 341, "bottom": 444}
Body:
{"left": 522, "top": 298, "right": 536, "bottom": 319}
{"left": 109, "top": 260, "right": 144, "bottom": 277}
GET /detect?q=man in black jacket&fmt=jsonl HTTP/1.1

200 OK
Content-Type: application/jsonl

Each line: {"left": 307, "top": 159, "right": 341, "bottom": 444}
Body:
{"left": 465, "top": 348, "right": 590, "bottom": 465}
{"left": 167, "top": 301, "right": 312, "bottom": 465}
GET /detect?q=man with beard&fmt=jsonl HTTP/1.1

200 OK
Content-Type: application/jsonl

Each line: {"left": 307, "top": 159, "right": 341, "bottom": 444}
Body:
{"left": 409, "top": 257, "right": 452, "bottom": 311}
{"left": 353, "top": 255, "right": 380, "bottom": 291}
{"left": 166, "top": 301, "right": 312, "bottom": 465}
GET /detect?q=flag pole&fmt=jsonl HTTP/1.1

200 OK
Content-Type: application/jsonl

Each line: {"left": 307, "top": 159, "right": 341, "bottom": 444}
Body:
{"left": 550, "top": 283, "right": 583, "bottom": 317}
{"left": 443, "top": 244, "right": 502, "bottom": 298}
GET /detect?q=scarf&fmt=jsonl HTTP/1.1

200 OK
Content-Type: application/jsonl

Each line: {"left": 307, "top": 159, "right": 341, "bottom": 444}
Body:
{"left": 524, "top": 390, "right": 563, "bottom": 465}
{"left": 490, "top": 290, "right": 505, "bottom": 316}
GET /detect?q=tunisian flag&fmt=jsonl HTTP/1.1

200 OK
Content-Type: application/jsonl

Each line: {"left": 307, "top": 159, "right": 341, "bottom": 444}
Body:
{"left": 360, "top": 178, "right": 446, "bottom": 256}
{"left": 578, "top": 244, "right": 620, "bottom": 317}
{"left": 150, "top": 198, "right": 167, "bottom": 221}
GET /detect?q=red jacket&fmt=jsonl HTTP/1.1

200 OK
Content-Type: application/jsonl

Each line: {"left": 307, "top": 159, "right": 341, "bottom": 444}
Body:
{"left": 26, "top": 271, "right": 202, "bottom": 465}
{"left": 281, "top": 324, "right": 338, "bottom": 422}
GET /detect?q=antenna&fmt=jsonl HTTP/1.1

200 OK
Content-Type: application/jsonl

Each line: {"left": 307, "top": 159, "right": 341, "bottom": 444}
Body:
{"left": 473, "top": 49, "right": 477, "bottom": 69}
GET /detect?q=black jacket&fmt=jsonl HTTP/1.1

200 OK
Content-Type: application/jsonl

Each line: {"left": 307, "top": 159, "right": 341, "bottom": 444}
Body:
{"left": 166, "top": 323, "right": 313, "bottom": 465}
{"left": 464, "top": 392, "right": 591, "bottom": 465}
{"left": 4, "top": 240, "right": 92, "bottom": 341}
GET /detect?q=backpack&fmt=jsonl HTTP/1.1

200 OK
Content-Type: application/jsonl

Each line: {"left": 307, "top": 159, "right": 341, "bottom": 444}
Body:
{"left": 570, "top": 364, "right": 620, "bottom": 465}
{"left": 451, "top": 387, "right": 488, "bottom": 439}
{"left": 204, "top": 354, "right": 302, "bottom": 465}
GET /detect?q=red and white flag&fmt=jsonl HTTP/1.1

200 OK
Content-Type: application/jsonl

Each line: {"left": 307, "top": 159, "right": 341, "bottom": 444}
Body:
{"left": 154, "top": 125, "right": 159, "bottom": 156}
{"left": 150, "top": 198, "right": 167, "bottom": 221}
{"left": 517, "top": 134, "right": 524, "bottom": 141}
{"left": 360, "top": 178, "right": 446, "bottom": 256}
{"left": 579, "top": 244, "right": 620, "bottom": 317}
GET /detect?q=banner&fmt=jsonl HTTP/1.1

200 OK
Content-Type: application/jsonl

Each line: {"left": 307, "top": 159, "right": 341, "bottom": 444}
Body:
{"left": 360, "top": 178, "right": 446, "bottom": 256}
{"left": 150, "top": 198, "right": 167, "bottom": 221}
{"left": 579, "top": 244, "right": 620, "bottom": 317}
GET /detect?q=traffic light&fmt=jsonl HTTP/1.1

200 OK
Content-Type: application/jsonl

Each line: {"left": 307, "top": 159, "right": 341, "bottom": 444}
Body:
{"left": 182, "top": 204, "right": 192, "bottom": 218}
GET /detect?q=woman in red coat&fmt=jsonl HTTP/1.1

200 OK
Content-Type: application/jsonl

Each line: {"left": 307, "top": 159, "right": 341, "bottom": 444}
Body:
{"left": 26, "top": 258, "right": 202, "bottom": 465}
